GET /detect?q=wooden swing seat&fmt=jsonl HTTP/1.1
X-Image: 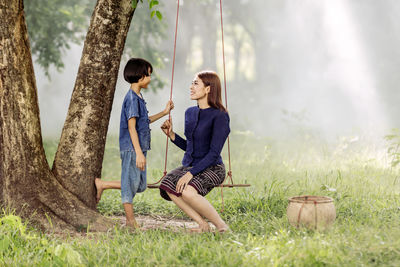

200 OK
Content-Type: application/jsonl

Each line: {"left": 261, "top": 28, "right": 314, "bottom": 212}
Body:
{"left": 219, "top": 184, "right": 251, "bottom": 187}
{"left": 147, "top": 183, "right": 250, "bottom": 189}
{"left": 147, "top": 184, "right": 160, "bottom": 189}
{"left": 148, "top": 171, "right": 250, "bottom": 189}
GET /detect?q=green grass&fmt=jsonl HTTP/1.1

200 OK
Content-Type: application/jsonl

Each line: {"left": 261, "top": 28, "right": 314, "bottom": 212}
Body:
{"left": 3, "top": 132, "right": 400, "bottom": 266}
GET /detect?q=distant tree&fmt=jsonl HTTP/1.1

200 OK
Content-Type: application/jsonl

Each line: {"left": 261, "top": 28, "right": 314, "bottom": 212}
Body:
{"left": 0, "top": 0, "right": 143, "bottom": 231}
{"left": 224, "top": 0, "right": 285, "bottom": 84}
{"left": 25, "top": 0, "right": 168, "bottom": 89}
{"left": 25, "top": 0, "right": 92, "bottom": 77}
{"left": 124, "top": 2, "right": 168, "bottom": 90}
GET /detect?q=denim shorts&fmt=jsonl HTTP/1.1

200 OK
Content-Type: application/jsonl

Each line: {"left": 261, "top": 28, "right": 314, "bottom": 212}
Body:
{"left": 120, "top": 150, "right": 147, "bottom": 204}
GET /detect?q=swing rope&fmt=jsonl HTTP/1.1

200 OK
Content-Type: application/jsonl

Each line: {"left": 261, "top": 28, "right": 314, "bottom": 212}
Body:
{"left": 148, "top": 0, "right": 250, "bottom": 195}
{"left": 218, "top": 0, "right": 251, "bottom": 210}
{"left": 219, "top": 0, "right": 229, "bottom": 212}
{"left": 147, "top": 0, "right": 180, "bottom": 187}
{"left": 219, "top": 0, "right": 232, "bottom": 183}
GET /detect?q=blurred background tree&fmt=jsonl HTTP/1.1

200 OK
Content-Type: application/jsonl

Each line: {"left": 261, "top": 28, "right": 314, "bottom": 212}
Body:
{"left": 25, "top": 0, "right": 167, "bottom": 90}
{"left": 27, "top": 0, "right": 400, "bottom": 137}
{"left": 25, "top": 0, "right": 92, "bottom": 77}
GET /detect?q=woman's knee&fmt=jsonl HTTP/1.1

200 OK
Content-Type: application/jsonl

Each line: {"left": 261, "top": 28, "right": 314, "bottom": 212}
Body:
{"left": 181, "top": 186, "right": 198, "bottom": 201}
{"left": 166, "top": 191, "right": 177, "bottom": 200}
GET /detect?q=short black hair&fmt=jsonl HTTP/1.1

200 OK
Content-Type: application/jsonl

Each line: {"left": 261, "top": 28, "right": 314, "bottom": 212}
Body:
{"left": 123, "top": 58, "right": 153, "bottom": 83}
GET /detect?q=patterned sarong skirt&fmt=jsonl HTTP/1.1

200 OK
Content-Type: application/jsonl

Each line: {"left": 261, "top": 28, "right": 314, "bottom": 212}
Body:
{"left": 159, "top": 164, "right": 226, "bottom": 201}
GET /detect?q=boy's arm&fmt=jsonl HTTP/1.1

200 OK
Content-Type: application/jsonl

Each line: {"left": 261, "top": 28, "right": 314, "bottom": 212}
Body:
{"left": 149, "top": 110, "right": 168, "bottom": 123}
{"left": 128, "top": 117, "right": 146, "bottom": 171}
{"left": 149, "top": 100, "right": 174, "bottom": 123}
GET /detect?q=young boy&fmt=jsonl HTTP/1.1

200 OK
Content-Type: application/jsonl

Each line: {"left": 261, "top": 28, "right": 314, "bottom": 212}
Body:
{"left": 95, "top": 58, "right": 173, "bottom": 228}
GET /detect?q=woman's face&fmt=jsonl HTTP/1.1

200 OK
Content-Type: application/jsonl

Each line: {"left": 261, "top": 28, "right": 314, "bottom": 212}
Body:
{"left": 190, "top": 76, "right": 209, "bottom": 100}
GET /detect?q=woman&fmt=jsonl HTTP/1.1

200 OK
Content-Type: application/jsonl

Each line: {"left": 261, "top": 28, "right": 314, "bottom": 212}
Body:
{"left": 160, "top": 70, "right": 230, "bottom": 233}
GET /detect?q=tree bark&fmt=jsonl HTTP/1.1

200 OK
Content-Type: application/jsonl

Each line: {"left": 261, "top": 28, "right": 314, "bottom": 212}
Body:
{"left": 52, "top": 0, "right": 135, "bottom": 209}
{"left": 0, "top": 0, "right": 114, "bottom": 231}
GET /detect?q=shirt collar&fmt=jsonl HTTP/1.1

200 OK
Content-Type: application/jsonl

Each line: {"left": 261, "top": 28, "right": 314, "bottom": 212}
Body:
{"left": 129, "top": 89, "right": 145, "bottom": 102}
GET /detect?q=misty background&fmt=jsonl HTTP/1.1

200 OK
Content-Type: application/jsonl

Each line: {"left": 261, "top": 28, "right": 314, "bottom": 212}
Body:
{"left": 32, "top": 0, "right": 400, "bottom": 143}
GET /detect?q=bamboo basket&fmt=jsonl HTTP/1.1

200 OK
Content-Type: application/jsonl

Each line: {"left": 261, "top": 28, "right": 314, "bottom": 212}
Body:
{"left": 287, "top": 195, "right": 336, "bottom": 230}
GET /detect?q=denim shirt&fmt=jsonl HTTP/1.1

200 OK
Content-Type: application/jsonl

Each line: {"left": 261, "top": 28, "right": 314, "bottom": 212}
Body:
{"left": 119, "top": 89, "right": 151, "bottom": 152}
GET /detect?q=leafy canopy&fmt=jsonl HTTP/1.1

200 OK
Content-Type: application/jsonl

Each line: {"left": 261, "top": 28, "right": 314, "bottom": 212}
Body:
{"left": 25, "top": 0, "right": 166, "bottom": 90}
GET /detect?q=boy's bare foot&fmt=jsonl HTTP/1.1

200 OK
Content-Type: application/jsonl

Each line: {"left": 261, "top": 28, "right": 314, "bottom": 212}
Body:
{"left": 95, "top": 178, "right": 103, "bottom": 203}
{"left": 126, "top": 219, "right": 141, "bottom": 230}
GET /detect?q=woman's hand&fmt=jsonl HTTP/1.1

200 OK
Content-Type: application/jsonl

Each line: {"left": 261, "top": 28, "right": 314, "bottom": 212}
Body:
{"left": 163, "top": 100, "right": 174, "bottom": 115}
{"left": 176, "top": 172, "right": 194, "bottom": 193}
{"left": 161, "top": 119, "right": 175, "bottom": 140}
{"left": 136, "top": 152, "right": 146, "bottom": 171}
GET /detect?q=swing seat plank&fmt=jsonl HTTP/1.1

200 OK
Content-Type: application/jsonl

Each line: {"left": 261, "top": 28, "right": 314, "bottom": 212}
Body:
{"left": 147, "top": 184, "right": 251, "bottom": 189}
{"left": 220, "top": 184, "right": 251, "bottom": 188}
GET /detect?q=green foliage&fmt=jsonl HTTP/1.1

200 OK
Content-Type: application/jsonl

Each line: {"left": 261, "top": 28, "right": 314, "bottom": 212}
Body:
{"left": 53, "top": 243, "right": 84, "bottom": 266}
{"left": 132, "top": 0, "right": 161, "bottom": 20}
{"left": 151, "top": 10, "right": 163, "bottom": 20}
{"left": 132, "top": 0, "right": 141, "bottom": 8}
{"left": 385, "top": 128, "right": 400, "bottom": 167}
{"left": 25, "top": 0, "right": 91, "bottom": 78}
{"left": 132, "top": 0, "right": 162, "bottom": 20}
{"left": 26, "top": 0, "right": 167, "bottom": 90}
{"left": 0, "top": 211, "right": 85, "bottom": 266}
{"left": 149, "top": 0, "right": 159, "bottom": 10}
{"left": 125, "top": 1, "right": 168, "bottom": 91}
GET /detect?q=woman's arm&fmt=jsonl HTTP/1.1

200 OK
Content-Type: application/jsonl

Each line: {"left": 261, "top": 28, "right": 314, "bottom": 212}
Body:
{"left": 189, "top": 112, "right": 230, "bottom": 176}
{"left": 172, "top": 133, "right": 187, "bottom": 151}
{"left": 161, "top": 119, "right": 187, "bottom": 151}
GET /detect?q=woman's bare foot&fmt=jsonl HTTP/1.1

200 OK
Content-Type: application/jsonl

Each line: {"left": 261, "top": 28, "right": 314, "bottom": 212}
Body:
{"left": 216, "top": 223, "right": 230, "bottom": 233}
{"left": 189, "top": 223, "right": 211, "bottom": 233}
{"left": 189, "top": 228, "right": 208, "bottom": 233}
{"left": 95, "top": 178, "right": 103, "bottom": 203}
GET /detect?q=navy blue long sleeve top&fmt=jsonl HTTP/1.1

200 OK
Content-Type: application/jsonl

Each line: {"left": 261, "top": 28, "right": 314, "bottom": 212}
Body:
{"left": 172, "top": 106, "right": 230, "bottom": 176}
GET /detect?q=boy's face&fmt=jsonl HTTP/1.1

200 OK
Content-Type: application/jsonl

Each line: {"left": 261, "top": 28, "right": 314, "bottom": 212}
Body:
{"left": 139, "top": 67, "right": 152, "bottom": 89}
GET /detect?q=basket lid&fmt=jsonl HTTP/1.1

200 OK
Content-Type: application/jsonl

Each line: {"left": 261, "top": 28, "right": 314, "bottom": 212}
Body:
{"left": 288, "top": 195, "right": 334, "bottom": 204}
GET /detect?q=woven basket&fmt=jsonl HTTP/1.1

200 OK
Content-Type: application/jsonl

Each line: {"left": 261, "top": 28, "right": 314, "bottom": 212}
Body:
{"left": 287, "top": 195, "right": 336, "bottom": 230}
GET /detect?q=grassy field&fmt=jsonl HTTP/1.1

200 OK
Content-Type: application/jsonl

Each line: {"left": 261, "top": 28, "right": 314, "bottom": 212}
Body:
{"left": 1, "top": 131, "right": 400, "bottom": 266}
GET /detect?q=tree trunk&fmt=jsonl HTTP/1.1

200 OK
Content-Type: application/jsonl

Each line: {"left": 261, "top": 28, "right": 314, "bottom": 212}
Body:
{"left": 0, "top": 0, "right": 114, "bottom": 231}
{"left": 52, "top": 0, "right": 134, "bottom": 209}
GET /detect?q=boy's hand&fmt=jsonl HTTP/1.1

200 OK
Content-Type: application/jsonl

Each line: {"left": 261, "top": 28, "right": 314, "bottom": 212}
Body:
{"left": 163, "top": 100, "right": 174, "bottom": 115}
{"left": 161, "top": 119, "right": 175, "bottom": 140}
{"left": 136, "top": 152, "right": 146, "bottom": 171}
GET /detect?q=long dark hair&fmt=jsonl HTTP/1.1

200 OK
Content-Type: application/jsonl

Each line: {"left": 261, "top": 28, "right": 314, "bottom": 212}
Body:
{"left": 197, "top": 71, "right": 227, "bottom": 112}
